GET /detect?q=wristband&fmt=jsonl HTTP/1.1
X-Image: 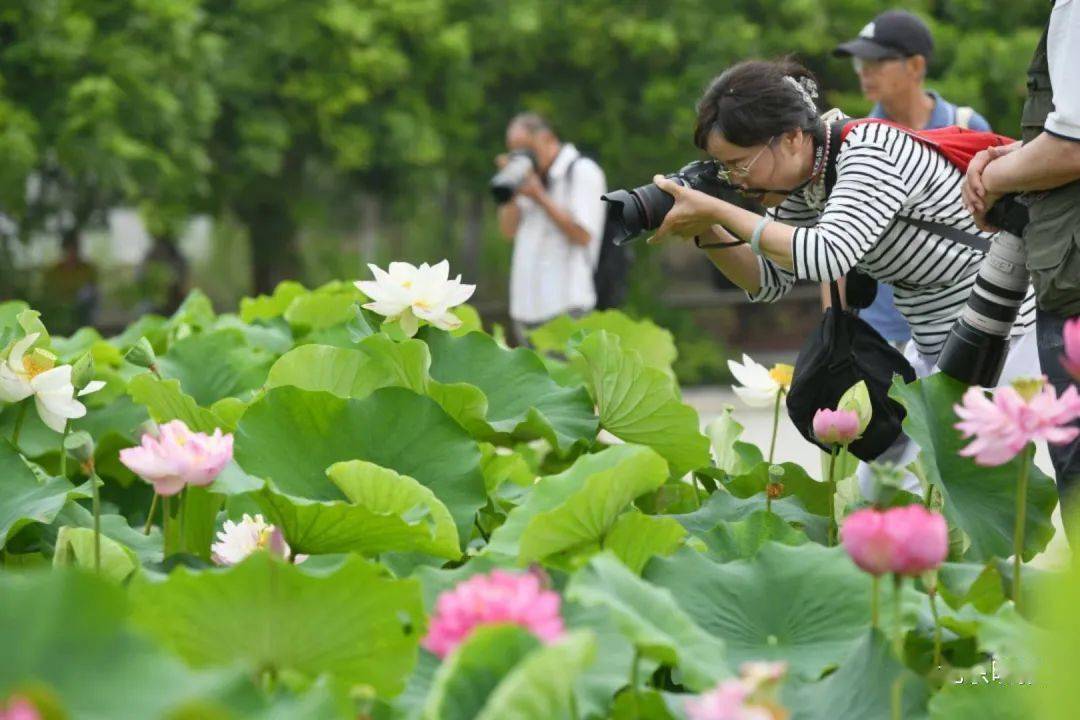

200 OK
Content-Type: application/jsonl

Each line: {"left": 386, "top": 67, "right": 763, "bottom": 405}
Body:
{"left": 750, "top": 215, "right": 773, "bottom": 256}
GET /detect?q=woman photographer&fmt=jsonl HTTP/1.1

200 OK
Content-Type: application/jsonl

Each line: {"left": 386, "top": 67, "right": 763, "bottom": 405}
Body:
{"left": 651, "top": 58, "right": 1038, "bottom": 381}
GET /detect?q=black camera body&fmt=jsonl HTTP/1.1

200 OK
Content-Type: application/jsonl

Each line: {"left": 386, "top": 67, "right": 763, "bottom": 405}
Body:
{"left": 490, "top": 149, "right": 538, "bottom": 204}
{"left": 600, "top": 160, "right": 736, "bottom": 246}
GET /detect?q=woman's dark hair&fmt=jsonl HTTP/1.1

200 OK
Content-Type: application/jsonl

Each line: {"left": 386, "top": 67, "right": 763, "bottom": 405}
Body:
{"left": 694, "top": 58, "right": 821, "bottom": 150}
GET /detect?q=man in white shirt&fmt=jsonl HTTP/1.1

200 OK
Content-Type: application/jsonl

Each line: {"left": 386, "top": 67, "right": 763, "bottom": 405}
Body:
{"left": 496, "top": 113, "right": 606, "bottom": 346}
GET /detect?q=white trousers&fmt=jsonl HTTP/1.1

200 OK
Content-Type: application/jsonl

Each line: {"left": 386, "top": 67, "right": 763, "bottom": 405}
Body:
{"left": 856, "top": 329, "right": 1041, "bottom": 497}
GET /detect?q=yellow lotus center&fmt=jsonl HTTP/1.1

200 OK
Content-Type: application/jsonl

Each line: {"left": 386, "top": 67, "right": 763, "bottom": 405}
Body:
{"left": 769, "top": 363, "right": 794, "bottom": 389}
{"left": 413, "top": 298, "right": 431, "bottom": 311}
{"left": 21, "top": 350, "right": 57, "bottom": 379}
{"left": 257, "top": 527, "right": 274, "bottom": 549}
{"left": 1011, "top": 377, "right": 1044, "bottom": 402}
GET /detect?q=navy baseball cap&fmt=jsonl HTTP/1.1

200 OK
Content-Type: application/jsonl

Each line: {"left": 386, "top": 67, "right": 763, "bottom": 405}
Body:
{"left": 833, "top": 10, "right": 934, "bottom": 60}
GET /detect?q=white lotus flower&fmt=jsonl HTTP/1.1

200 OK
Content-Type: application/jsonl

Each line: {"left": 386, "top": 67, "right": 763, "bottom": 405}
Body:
{"left": 728, "top": 354, "right": 793, "bottom": 408}
{"left": 355, "top": 260, "right": 476, "bottom": 337}
{"left": 0, "top": 333, "right": 104, "bottom": 432}
{"left": 211, "top": 513, "right": 304, "bottom": 565}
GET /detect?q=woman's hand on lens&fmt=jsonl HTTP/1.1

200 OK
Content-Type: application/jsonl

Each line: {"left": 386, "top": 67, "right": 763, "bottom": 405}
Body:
{"left": 647, "top": 175, "right": 722, "bottom": 244}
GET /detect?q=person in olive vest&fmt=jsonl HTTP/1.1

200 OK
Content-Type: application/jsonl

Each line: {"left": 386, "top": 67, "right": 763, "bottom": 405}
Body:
{"left": 963, "top": 0, "right": 1080, "bottom": 533}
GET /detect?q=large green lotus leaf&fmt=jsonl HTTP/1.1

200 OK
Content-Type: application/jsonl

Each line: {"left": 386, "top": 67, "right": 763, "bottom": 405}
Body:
{"left": 131, "top": 552, "right": 425, "bottom": 694}
{"left": 234, "top": 385, "right": 486, "bottom": 544}
{"left": 127, "top": 373, "right": 228, "bottom": 434}
{"left": 706, "top": 406, "right": 764, "bottom": 476}
{"left": 0, "top": 569, "right": 238, "bottom": 720}
{"left": 697, "top": 510, "right": 810, "bottom": 562}
{"left": 674, "top": 488, "right": 829, "bottom": 546}
{"left": 782, "top": 630, "right": 930, "bottom": 720}
{"left": 157, "top": 328, "right": 273, "bottom": 406}
{"left": 564, "top": 601, "right": 642, "bottom": 720}
{"left": 266, "top": 337, "right": 428, "bottom": 399}
{"left": 890, "top": 374, "right": 1057, "bottom": 561}
{"left": 644, "top": 543, "right": 872, "bottom": 679}
{"left": 213, "top": 314, "right": 295, "bottom": 355}
{"left": 240, "top": 280, "right": 308, "bottom": 323}
{"left": 251, "top": 460, "right": 460, "bottom": 559}
{"left": 53, "top": 526, "right": 139, "bottom": 583}
{"left": 1037, "top": 550, "right": 1080, "bottom": 720}
{"left": 51, "top": 502, "right": 163, "bottom": 565}
{"left": 475, "top": 631, "right": 596, "bottom": 720}
{"left": 531, "top": 310, "right": 678, "bottom": 375}
{"left": 0, "top": 439, "right": 85, "bottom": 548}
{"left": 485, "top": 444, "right": 668, "bottom": 564}
{"left": 283, "top": 283, "right": 364, "bottom": 332}
{"left": 929, "top": 683, "right": 1031, "bottom": 720}
{"left": 265, "top": 337, "right": 489, "bottom": 436}
{"left": 722, "top": 461, "right": 833, "bottom": 517}
{"left": 566, "top": 552, "right": 728, "bottom": 691}
{"left": 422, "top": 329, "right": 598, "bottom": 451}
{"left": 602, "top": 510, "right": 686, "bottom": 575}
{"left": 937, "top": 561, "right": 1008, "bottom": 613}
{"left": 422, "top": 625, "right": 542, "bottom": 720}
{"left": 570, "top": 331, "right": 710, "bottom": 476}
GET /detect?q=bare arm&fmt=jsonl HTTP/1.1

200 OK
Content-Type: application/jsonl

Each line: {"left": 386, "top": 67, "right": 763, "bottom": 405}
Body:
{"left": 497, "top": 202, "right": 521, "bottom": 240}
{"left": 696, "top": 225, "right": 763, "bottom": 293}
{"left": 529, "top": 191, "right": 591, "bottom": 246}
{"left": 982, "top": 133, "right": 1080, "bottom": 195}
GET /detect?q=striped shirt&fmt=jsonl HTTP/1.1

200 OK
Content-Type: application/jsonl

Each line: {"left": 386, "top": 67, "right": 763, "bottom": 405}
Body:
{"left": 751, "top": 120, "right": 1037, "bottom": 358}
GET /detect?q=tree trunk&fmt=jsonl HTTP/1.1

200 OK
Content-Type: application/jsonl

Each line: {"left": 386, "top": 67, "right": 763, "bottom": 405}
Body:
{"left": 358, "top": 191, "right": 381, "bottom": 268}
{"left": 461, "top": 192, "right": 485, "bottom": 284}
{"left": 239, "top": 149, "right": 304, "bottom": 294}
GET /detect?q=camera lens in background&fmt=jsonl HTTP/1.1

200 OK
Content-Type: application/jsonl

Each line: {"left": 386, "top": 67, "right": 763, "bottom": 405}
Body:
{"left": 490, "top": 150, "right": 537, "bottom": 204}
{"left": 938, "top": 230, "right": 1030, "bottom": 387}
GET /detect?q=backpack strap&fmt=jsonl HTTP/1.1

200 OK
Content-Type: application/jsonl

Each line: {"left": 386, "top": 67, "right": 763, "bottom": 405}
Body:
{"left": 955, "top": 106, "right": 974, "bottom": 129}
{"left": 825, "top": 117, "right": 991, "bottom": 253}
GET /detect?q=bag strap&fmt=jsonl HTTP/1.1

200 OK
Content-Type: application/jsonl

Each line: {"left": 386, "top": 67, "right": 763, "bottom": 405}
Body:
{"left": 825, "top": 118, "right": 991, "bottom": 253}
{"left": 955, "top": 106, "right": 974, "bottom": 129}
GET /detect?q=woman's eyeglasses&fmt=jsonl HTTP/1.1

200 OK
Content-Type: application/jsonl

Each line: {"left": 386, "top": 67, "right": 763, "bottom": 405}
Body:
{"left": 715, "top": 137, "right": 775, "bottom": 183}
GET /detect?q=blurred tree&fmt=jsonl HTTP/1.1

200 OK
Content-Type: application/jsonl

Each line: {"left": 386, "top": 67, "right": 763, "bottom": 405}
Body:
{"left": 0, "top": 0, "right": 219, "bottom": 300}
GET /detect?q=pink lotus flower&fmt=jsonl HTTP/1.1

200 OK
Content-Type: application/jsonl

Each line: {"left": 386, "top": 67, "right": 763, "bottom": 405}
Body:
{"left": 422, "top": 569, "right": 565, "bottom": 658}
{"left": 841, "top": 505, "right": 948, "bottom": 577}
{"left": 119, "top": 420, "right": 234, "bottom": 496}
{"left": 813, "top": 408, "right": 860, "bottom": 445}
{"left": 1063, "top": 318, "right": 1080, "bottom": 382}
{"left": 686, "top": 663, "right": 788, "bottom": 720}
{"left": 0, "top": 696, "right": 41, "bottom": 720}
{"left": 954, "top": 379, "right": 1080, "bottom": 466}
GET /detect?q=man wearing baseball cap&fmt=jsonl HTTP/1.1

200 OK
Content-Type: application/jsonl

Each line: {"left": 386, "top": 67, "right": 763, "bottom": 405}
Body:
{"left": 831, "top": 9, "right": 992, "bottom": 348}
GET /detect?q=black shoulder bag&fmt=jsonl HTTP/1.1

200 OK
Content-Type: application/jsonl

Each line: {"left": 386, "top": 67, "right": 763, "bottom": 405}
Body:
{"left": 785, "top": 118, "right": 917, "bottom": 461}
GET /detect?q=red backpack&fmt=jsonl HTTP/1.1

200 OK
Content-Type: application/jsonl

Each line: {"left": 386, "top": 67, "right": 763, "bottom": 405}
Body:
{"left": 831, "top": 117, "right": 1015, "bottom": 184}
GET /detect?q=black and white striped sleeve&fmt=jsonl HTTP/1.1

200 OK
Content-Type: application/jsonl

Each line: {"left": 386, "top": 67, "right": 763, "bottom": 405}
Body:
{"left": 790, "top": 139, "right": 908, "bottom": 282}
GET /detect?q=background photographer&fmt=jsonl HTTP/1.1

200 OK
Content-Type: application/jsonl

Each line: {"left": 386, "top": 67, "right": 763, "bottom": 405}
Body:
{"left": 832, "top": 9, "right": 992, "bottom": 348}
{"left": 963, "top": 0, "right": 1080, "bottom": 522}
{"left": 495, "top": 113, "right": 607, "bottom": 346}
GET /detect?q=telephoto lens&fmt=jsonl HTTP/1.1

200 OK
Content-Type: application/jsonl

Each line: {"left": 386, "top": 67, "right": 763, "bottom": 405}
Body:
{"left": 600, "top": 160, "right": 734, "bottom": 246}
{"left": 489, "top": 150, "right": 537, "bottom": 204}
{"left": 938, "top": 227, "right": 1030, "bottom": 387}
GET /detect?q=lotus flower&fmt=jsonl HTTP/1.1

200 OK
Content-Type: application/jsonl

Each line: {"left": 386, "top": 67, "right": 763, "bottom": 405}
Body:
{"left": 686, "top": 662, "right": 788, "bottom": 720}
{"left": 355, "top": 260, "right": 475, "bottom": 337}
{"left": 119, "top": 419, "right": 233, "bottom": 496}
{"left": 728, "top": 355, "right": 792, "bottom": 408}
{"left": 813, "top": 408, "right": 860, "bottom": 445}
{"left": 954, "top": 378, "right": 1080, "bottom": 466}
{"left": 211, "top": 513, "right": 302, "bottom": 565}
{"left": 422, "top": 569, "right": 565, "bottom": 658}
{"left": 840, "top": 505, "right": 948, "bottom": 577}
{"left": 1063, "top": 317, "right": 1080, "bottom": 383}
{"left": 0, "top": 696, "right": 41, "bottom": 720}
{"left": 0, "top": 333, "right": 105, "bottom": 432}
